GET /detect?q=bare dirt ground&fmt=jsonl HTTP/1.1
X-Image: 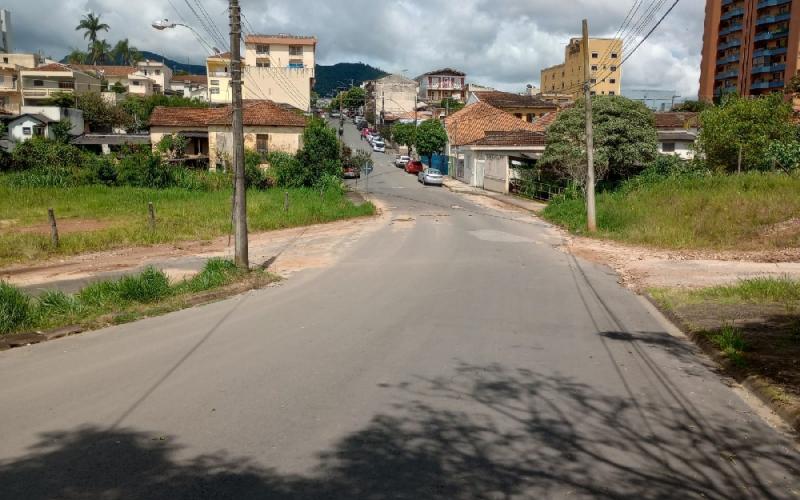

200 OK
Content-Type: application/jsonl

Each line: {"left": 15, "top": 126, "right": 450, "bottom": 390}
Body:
{"left": 1, "top": 218, "right": 116, "bottom": 234}
{"left": 1, "top": 202, "right": 387, "bottom": 290}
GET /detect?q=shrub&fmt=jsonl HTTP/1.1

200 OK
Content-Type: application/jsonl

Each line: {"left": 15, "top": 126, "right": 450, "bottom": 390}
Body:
{"left": 269, "top": 151, "right": 307, "bottom": 187}
{"left": 315, "top": 172, "right": 344, "bottom": 194}
{"left": 295, "top": 118, "right": 342, "bottom": 186}
{"left": 116, "top": 149, "right": 174, "bottom": 188}
{"left": 116, "top": 267, "right": 172, "bottom": 303}
{"left": 10, "top": 137, "right": 83, "bottom": 171}
{"left": 0, "top": 281, "right": 32, "bottom": 334}
{"left": 245, "top": 149, "right": 270, "bottom": 189}
{"left": 181, "top": 258, "right": 239, "bottom": 293}
{"left": 36, "top": 290, "right": 83, "bottom": 318}
{"left": 157, "top": 133, "right": 190, "bottom": 160}
{"left": 76, "top": 280, "right": 120, "bottom": 309}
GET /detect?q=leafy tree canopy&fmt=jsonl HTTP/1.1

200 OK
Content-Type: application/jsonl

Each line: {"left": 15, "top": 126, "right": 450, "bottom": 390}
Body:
{"left": 295, "top": 118, "right": 342, "bottom": 185}
{"left": 392, "top": 122, "right": 417, "bottom": 155}
{"left": 672, "top": 100, "right": 712, "bottom": 113}
{"left": 696, "top": 93, "right": 797, "bottom": 172}
{"left": 415, "top": 120, "right": 448, "bottom": 162}
{"left": 541, "top": 96, "right": 658, "bottom": 187}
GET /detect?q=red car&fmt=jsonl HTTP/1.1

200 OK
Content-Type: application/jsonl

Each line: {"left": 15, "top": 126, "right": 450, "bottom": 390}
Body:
{"left": 405, "top": 160, "right": 424, "bottom": 174}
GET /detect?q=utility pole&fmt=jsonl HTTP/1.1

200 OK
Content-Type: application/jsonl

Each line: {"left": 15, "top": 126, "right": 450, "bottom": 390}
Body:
{"left": 230, "top": 0, "right": 248, "bottom": 268}
{"left": 582, "top": 19, "right": 597, "bottom": 233}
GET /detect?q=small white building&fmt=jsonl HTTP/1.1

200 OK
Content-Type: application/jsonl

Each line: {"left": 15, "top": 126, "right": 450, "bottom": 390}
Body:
{"left": 654, "top": 112, "right": 698, "bottom": 160}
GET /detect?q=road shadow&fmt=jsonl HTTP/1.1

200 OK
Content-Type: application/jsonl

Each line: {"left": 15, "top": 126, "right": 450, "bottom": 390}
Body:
{"left": 0, "top": 363, "right": 797, "bottom": 499}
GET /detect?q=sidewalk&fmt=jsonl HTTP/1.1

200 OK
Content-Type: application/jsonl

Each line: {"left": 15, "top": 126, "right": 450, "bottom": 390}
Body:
{"left": 443, "top": 177, "right": 547, "bottom": 213}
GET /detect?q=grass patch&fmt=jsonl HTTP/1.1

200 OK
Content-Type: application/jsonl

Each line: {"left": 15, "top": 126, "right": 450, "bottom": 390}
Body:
{"left": 686, "top": 277, "right": 800, "bottom": 304}
{"left": 0, "top": 260, "right": 277, "bottom": 336}
{"left": 0, "top": 183, "right": 375, "bottom": 266}
{"left": 710, "top": 325, "right": 747, "bottom": 366}
{"left": 542, "top": 172, "right": 800, "bottom": 250}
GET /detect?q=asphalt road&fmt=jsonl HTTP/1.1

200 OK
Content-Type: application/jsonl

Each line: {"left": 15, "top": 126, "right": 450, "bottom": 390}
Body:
{"left": 0, "top": 121, "right": 798, "bottom": 499}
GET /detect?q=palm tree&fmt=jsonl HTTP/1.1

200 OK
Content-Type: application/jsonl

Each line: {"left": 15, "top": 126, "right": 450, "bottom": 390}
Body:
{"left": 66, "top": 49, "right": 87, "bottom": 65}
{"left": 89, "top": 39, "right": 111, "bottom": 64}
{"left": 76, "top": 13, "right": 110, "bottom": 45}
{"left": 112, "top": 39, "right": 141, "bottom": 66}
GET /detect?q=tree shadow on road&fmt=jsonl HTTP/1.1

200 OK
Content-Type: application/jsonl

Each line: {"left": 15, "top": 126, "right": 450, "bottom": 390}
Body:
{"left": 1, "top": 362, "right": 797, "bottom": 499}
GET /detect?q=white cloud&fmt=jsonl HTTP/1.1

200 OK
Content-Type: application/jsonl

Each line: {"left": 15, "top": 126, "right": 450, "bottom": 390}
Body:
{"left": 7, "top": 0, "right": 705, "bottom": 98}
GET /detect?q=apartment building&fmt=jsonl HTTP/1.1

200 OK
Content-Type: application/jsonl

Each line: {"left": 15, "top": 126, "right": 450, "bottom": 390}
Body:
{"left": 0, "top": 52, "right": 39, "bottom": 114}
{"left": 365, "top": 74, "right": 418, "bottom": 121}
{"left": 415, "top": 68, "right": 467, "bottom": 103}
{"left": 206, "top": 34, "right": 316, "bottom": 111}
{"left": 19, "top": 63, "right": 100, "bottom": 106}
{"left": 540, "top": 38, "right": 623, "bottom": 98}
{"left": 699, "top": 0, "right": 800, "bottom": 100}
{"left": 136, "top": 60, "right": 173, "bottom": 94}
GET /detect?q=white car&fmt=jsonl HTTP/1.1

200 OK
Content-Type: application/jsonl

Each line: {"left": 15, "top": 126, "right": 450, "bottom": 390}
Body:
{"left": 368, "top": 133, "right": 381, "bottom": 145}
{"left": 372, "top": 140, "right": 386, "bottom": 153}
{"left": 395, "top": 155, "right": 411, "bottom": 168}
{"left": 418, "top": 168, "right": 443, "bottom": 186}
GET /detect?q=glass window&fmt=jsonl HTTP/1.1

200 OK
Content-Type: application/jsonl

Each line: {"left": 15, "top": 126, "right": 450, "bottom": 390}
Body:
{"left": 609, "top": 78, "right": 616, "bottom": 84}
{"left": 662, "top": 142, "right": 675, "bottom": 153}
{"left": 256, "top": 134, "right": 269, "bottom": 155}
{"left": 22, "top": 126, "right": 31, "bottom": 135}
{"left": 210, "top": 88, "right": 220, "bottom": 95}
{"left": 256, "top": 44, "right": 270, "bottom": 54}
{"left": 609, "top": 91, "right": 616, "bottom": 95}
{"left": 155, "top": 70, "right": 161, "bottom": 75}
{"left": 33, "top": 125, "right": 45, "bottom": 137}
{"left": 33, "top": 79, "right": 44, "bottom": 87}
{"left": 611, "top": 52, "right": 618, "bottom": 59}
{"left": 610, "top": 66, "right": 617, "bottom": 72}
{"left": 591, "top": 52, "right": 599, "bottom": 58}
{"left": 289, "top": 45, "right": 303, "bottom": 56}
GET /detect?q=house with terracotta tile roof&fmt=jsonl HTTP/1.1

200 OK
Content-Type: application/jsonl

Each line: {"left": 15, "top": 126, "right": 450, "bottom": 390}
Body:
{"left": 149, "top": 100, "right": 307, "bottom": 170}
{"left": 466, "top": 90, "right": 558, "bottom": 123}
{"left": 653, "top": 112, "right": 699, "bottom": 160}
{"left": 19, "top": 63, "right": 101, "bottom": 106}
{"left": 207, "top": 34, "right": 316, "bottom": 110}
{"left": 444, "top": 101, "right": 547, "bottom": 193}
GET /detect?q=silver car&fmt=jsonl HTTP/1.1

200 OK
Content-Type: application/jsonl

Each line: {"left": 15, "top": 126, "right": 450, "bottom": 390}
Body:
{"left": 372, "top": 140, "right": 386, "bottom": 153}
{"left": 395, "top": 155, "right": 411, "bottom": 168}
{"left": 418, "top": 168, "right": 443, "bottom": 186}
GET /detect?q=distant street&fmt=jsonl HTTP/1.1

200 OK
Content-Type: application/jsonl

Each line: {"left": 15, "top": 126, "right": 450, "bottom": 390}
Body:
{"left": 0, "top": 120, "right": 798, "bottom": 499}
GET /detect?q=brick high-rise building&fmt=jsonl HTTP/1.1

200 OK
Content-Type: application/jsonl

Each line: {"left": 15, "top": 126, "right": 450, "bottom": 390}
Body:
{"left": 699, "top": 0, "right": 800, "bottom": 101}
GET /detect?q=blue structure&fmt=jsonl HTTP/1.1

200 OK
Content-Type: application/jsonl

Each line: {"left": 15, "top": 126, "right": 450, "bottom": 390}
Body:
{"left": 421, "top": 154, "right": 449, "bottom": 175}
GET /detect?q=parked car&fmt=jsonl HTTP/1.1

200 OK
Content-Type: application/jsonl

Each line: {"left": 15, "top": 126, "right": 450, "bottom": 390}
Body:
{"left": 395, "top": 155, "right": 411, "bottom": 168}
{"left": 357, "top": 120, "right": 368, "bottom": 131}
{"left": 418, "top": 168, "right": 444, "bottom": 186}
{"left": 368, "top": 132, "right": 381, "bottom": 145}
{"left": 405, "top": 160, "right": 424, "bottom": 174}
{"left": 330, "top": 111, "right": 340, "bottom": 119}
{"left": 342, "top": 165, "right": 361, "bottom": 179}
{"left": 372, "top": 140, "right": 386, "bottom": 153}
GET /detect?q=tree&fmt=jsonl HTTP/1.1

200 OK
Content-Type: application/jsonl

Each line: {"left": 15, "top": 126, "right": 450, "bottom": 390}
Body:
{"left": 73, "top": 91, "right": 133, "bottom": 132}
{"left": 441, "top": 97, "right": 465, "bottom": 113}
{"left": 120, "top": 94, "right": 209, "bottom": 132}
{"left": 50, "top": 119, "right": 74, "bottom": 144}
{"left": 156, "top": 134, "right": 189, "bottom": 160}
{"left": 392, "top": 122, "right": 417, "bottom": 156}
{"left": 541, "top": 96, "right": 658, "bottom": 187}
{"left": 415, "top": 120, "right": 448, "bottom": 167}
{"left": 672, "top": 100, "right": 712, "bottom": 113}
{"left": 90, "top": 39, "right": 112, "bottom": 64}
{"left": 696, "top": 94, "right": 797, "bottom": 172}
{"left": 76, "top": 13, "right": 109, "bottom": 44}
{"left": 765, "top": 140, "right": 800, "bottom": 173}
{"left": 66, "top": 49, "right": 88, "bottom": 65}
{"left": 111, "top": 81, "right": 126, "bottom": 94}
{"left": 44, "top": 92, "right": 76, "bottom": 108}
{"left": 112, "top": 39, "right": 141, "bottom": 66}
{"left": 294, "top": 118, "right": 341, "bottom": 185}
{"left": 343, "top": 87, "right": 366, "bottom": 110}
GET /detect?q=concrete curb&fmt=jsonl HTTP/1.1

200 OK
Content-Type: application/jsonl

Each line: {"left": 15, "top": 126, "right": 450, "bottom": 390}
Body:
{"left": 442, "top": 181, "right": 546, "bottom": 213}
{"left": 642, "top": 294, "right": 800, "bottom": 434}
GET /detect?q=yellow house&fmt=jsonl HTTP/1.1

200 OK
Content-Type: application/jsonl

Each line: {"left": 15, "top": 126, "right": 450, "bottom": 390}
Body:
{"left": 149, "top": 100, "right": 307, "bottom": 170}
{"left": 206, "top": 34, "right": 316, "bottom": 111}
{"left": 0, "top": 53, "right": 40, "bottom": 114}
{"left": 540, "top": 38, "right": 623, "bottom": 98}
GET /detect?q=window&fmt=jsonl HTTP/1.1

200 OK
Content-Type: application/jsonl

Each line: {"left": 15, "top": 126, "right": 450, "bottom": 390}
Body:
{"left": 155, "top": 70, "right": 161, "bottom": 75}
{"left": 590, "top": 91, "right": 596, "bottom": 96}
{"left": 610, "top": 66, "right": 617, "bottom": 72}
{"left": 609, "top": 78, "right": 616, "bottom": 84}
{"left": 256, "top": 44, "right": 270, "bottom": 54}
{"left": 591, "top": 65, "right": 598, "bottom": 71}
{"left": 289, "top": 45, "right": 303, "bottom": 56}
{"left": 59, "top": 81, "right": 74, "bottom": 89}
{"left": 210, "top": 79, "right": 220, "bottom": 85}
{"left": 590, "top": 78, "right": 597, "bottom": 84}
{"left": 22, "top": 126, "right": 31, "bottom": 135}
{"left": 288, "top": 59, "right": 304, "bottom": 69}
{"left": 33, "top": 79, "right": 44, "bottom": 87}
{"left": 257, "top": 61, "right": 271, "bottom": 68}
{"left": 210, "top": 88, "right": 220, "bottom": 94}
{"left": 132, "top": 80, "right": 140, "bottom": 86}
{"left": 33, "top": 125, "right": 45, "bottom": 137}
{"left": 2, "top": 57, "right": 7, "bottom": 63}
{"left": 609, "top": 91, "right": 616, "bottom": 95}
{"left": 526, "top": 113, "right": 535, "bottom": 122}
{"left": 256, "top": 134, "right": 269, "bottom": 156}
{"left": 143, "top": 70, "right": 148, "bottom": 75}
{"left": 611, "top": 52, "right": 618, "bottom": 59}
{"left": 591, "top": 52, "right": 599, "bottom": 58}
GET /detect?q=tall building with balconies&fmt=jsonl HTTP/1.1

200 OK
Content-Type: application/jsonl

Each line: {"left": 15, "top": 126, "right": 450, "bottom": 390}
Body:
{"left": 700, "top": 0, "right": 800, "bottom": 100}
{"left": 415, "top": 68, "right": 467, "bottom": 103}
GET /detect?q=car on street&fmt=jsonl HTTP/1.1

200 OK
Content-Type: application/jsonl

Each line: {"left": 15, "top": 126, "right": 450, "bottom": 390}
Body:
{"left": 405, "top": 160, "right": 424, "bottom": 174}
{"left": 418, "top": 168, "right": 444, "bottom": 186}
{"left": 342, "top": 165, "right": 361, "bottom": 179}
{"left": 330, "top": 111, "right": 340, "bottom": 119}
{"left": 372, "top": 140, "right": 386, "bottom": 153}
{"left": 395, "top": 155, "right": 411, "bottom": 168}
{"left": 357, "top": 120, "right": 368, "bottom": 130}
{"left": 368, "top": 132, "right": 381, "bottom": 145}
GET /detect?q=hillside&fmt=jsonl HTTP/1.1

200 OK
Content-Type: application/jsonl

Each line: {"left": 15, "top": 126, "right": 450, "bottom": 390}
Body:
{"left": 314, "top": 62, "right": 388, "bottom": 96}
{"left": 60, "top": 50, "right": 207, "bottom": 75}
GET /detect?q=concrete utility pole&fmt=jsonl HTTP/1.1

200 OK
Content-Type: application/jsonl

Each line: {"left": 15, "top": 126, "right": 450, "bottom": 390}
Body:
{"left": 582, "top": 19, "right": 597, "bottom": 233}
{"left": 230, "top": 0, "right": 248, "bottom": 268}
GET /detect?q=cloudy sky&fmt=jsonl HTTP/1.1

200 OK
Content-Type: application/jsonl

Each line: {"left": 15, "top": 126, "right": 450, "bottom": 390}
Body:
{"left": 9, "top": 0, "right": 704, "bottom": 98}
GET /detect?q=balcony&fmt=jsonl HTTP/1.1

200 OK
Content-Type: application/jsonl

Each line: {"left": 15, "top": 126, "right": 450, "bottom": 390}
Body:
{"left": 751, "top": 80, "right": 784, "bottom": 89}
{"left": 714, "top": 84, "right": 738, "bottom": 96}
{"left": 22, "top": 87, "right": 74, "bottom": 99}
{"left": 715, "top": 69, "right": 739, "bottom": 80}
{"left": 717, "top": 54, "right": 740, "bottom": 65}
{"left": 758, "top": 0, "right": 792, "bottom": 8}
{"left": 719, "top": 24, "right": 743, "bottom": 36}
{"left": 754, "top": 29, "right": 789, "bottom": 41}
{"left": 721, "top": 7, "right": 745, "bottom": 20}
{"left": 208, "top": 71, "right": 230, "bottom": 77}
{"left": 718, "top": 39, "right": 742, "bottom": 50}
{"left": 0, "top": 82, "right": 17, "bottom": 92}
{"left": 752, "top": 62, "right": 786, "bottom": 74}
{"left": 753, "top": 47, "right": 788, "bottom": 57}
{"left": 756, "top": 13, "right": 792, "bottom": 25}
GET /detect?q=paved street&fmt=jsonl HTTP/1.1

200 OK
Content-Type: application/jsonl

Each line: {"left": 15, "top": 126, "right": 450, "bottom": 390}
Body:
{"left": 0, "top": 121, "right": 798, "bottom": 499}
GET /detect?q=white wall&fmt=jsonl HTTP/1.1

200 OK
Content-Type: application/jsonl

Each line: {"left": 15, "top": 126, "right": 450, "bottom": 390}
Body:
{"left": 10, "top": 116, "right": 50, "bottom": 141}
{"left": 21, "top": 106, "right": 84, "bottom": 135}
{"left": 659, "top": 140, "right": 695, "bottom": 160}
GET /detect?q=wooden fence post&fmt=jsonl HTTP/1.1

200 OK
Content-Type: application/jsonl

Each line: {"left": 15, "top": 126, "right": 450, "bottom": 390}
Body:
{"left": 284, "top": 190, "right": 289, "bottom": 213}
{"left": 148, "top": 202, "right": 156, "bottom": 231}
{"left": 47, "top": 208, "right": 59, "bottom": 248}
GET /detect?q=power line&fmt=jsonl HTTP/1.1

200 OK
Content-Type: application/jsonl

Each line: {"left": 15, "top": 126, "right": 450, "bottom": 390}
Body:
{"left": 166, "top": 0, "right": 218, "bottom": 55}
{"left": 193, "top": 0, "right": 230, "bottom": 51}
{"left": 183, "top": 0, "right": 229, "bottom": 52}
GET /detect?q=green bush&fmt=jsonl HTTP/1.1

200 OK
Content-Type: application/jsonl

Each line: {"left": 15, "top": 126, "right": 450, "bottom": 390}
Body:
{"left": 4, "top": 166, "right": 79, "bottom": 188}
{"left": 180, "top": 258, "right": 240, "bottom": 293}
{"left": 77, "top": 280, "right": 120, "bottom": 309}
{"left": 35, "top": 290, "right": 83, "bottom": 318}
{"left": 0, "top": 281, "right": 32, "bottom": 334}
{"left": 116, "top": 149, "right": 175, "bottom": 189}
{"left": 315, "top": 172, "right": 344, "bottom": 194}
{"left": 116, "top": 267, "right": 172, "bottom": 303}
{"left": 10, "top": 137, "right": 83, "bottom": 171}
{"left": 245, "top": 150, "right": 271, "bottom": 189}
{"left": 268, "top": 151, "right": 307, "bottom": 187}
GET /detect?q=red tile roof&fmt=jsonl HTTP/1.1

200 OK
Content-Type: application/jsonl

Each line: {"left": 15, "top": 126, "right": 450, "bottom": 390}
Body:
{"left": 29, "top": 62, "right": 73, "bottom": 72}
{"left": 208, "top": 100, "right": 307, "bottom": 127}
{"left": 530, "top": 111, "right": 560, "bottom": 132}
{"left": 466, "top": 130, "right": 546, "bottom": 147}
{"left": 71, "top": 64, "right": 136, "bottom": 77}
{"left": 444, "top": 102, "right": 539, "bottom": 146}
{"left": 654, "top": 112, "right": 699, "bottom": 129}
{"left": 174, "top": 74, "right": 208, "bottom": 85}
{"left": 472, "top": 91, "right": 556, "bottom": 109}
{"left": 149, "top": 107, "right": 219, "bottom": 127}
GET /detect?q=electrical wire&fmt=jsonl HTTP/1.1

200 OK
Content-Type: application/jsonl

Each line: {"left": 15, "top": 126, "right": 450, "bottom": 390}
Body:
{"left": 166, "top": 0, "right": 218, "bottom": 55}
